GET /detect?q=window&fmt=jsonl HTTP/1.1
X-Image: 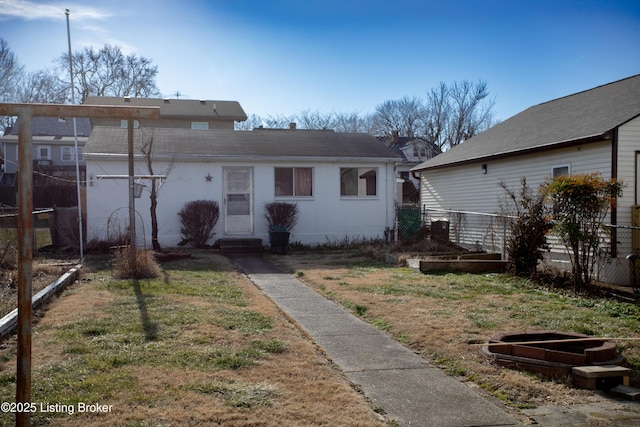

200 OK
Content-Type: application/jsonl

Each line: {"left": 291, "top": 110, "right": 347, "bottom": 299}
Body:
{"left": 413, "top": 145, "right": 428, "bottom": 158}
{"left": 120, "top": 120, "right": 140, "bottom": 129}
{"left": 552, "top": 164, "right": 570, "bottom": 177}
{"left": 191, "top": 121, "right": 209, "bottom": 130}
{"left": 37, "top": 146, "right": 51, "bottom": 160}
{"left": 340, "top": 167, "right": 377, "bottom": 196}
{"left": 275, "top": 167, "right": 313, "bottom": 197}
{"left": 61, "top": 146, "right": 74, "bottom": 161}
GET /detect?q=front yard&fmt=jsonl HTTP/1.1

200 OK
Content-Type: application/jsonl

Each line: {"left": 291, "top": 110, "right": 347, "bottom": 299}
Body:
{"left": 1, "top": 248, "right": 639, "bottom": 425}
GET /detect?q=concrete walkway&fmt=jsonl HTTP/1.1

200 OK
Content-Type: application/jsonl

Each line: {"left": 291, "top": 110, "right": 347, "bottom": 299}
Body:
{"left": 231, "top": 255, "right": 520, "bottom": 427}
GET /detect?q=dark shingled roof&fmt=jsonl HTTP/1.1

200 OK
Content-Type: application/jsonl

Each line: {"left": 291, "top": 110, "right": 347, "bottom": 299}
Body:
{"left": 83, "top": 96, "right": 248, "bottom": 122}
{"left": 84, "top": 127, "right": 402, "bottom": 161}
{"left": 9, "top": 116, "right": 92, "bottom": 137}
{"left": 412, "top": 74, "right": 640, "bottom": 171}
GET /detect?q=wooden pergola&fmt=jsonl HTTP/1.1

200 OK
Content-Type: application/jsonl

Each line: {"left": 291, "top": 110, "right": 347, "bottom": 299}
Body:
{"left": 0, "top": 103, "right": 159, "bottom": 426}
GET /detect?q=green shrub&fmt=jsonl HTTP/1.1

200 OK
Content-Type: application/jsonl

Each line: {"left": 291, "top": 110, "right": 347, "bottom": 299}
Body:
{"left": 542, "top": 173, "right": 623, "bottom": 289}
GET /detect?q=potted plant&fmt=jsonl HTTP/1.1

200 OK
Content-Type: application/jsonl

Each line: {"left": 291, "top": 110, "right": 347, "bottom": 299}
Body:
{"left": 264, "top": 201, "right": 299, "bottom": 254}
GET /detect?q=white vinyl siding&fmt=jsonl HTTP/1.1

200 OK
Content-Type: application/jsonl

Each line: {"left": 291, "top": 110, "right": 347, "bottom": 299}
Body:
{"left": 616, "top": 116, "right": 640, "bottom": 232}
{"left": 419, "top": 140, "right": 612, "bottom": 216}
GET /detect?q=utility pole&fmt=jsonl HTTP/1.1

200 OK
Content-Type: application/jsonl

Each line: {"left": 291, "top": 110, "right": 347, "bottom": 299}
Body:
{"left": 66, "top": 9, "right": 84, "bottom": 259}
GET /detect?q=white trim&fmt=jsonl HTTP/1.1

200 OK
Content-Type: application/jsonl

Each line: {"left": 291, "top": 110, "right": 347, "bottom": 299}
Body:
{"left": 37, "top": 145, "right": 51, "bottom": 160}
{"left": 61, "top": 146, "right": 75, "bottom": 161}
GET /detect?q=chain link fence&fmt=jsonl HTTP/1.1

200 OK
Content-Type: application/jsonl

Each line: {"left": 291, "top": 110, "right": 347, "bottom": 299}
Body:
{"left": 420, "top": 207, "right": 638, "bottom": 287}
{"left": 421, "top": 207, "right": 508, "bottom": 257}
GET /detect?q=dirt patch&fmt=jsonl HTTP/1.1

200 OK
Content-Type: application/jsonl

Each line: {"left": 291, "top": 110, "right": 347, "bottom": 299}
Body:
{"left": 0, "top": 260, "right": 79, "bottom": 318}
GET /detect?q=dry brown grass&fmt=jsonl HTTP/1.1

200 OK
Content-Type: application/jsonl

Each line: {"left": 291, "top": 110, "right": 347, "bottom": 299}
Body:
{"left": 2, "top": 248, "right": 640, "bottom": 425}
{"left": 0, "top": 252, "right": 387, "bottom": 426}
{"left": 272, "top": 249, "right": 640, "bottom": 410}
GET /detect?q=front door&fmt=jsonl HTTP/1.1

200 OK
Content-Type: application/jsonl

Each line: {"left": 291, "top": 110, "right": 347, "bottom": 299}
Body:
{"left": 224, "top": 167, "right": 253, "bottom": 234}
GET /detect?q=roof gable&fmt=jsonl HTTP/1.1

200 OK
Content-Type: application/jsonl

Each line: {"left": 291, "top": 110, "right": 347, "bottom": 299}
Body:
{"left": 84, "top": 128, "right": 402, "bottom": 162}
{"left": 413, "top": 74, "right": 640, "bottom": 171}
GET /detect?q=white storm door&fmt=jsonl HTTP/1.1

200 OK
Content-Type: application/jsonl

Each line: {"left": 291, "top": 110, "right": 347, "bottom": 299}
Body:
{"left": 224, "top": 167, "right": 253, "bottom": 234}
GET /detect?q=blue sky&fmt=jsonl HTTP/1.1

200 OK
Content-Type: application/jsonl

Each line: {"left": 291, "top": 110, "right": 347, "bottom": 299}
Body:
{"left": 1, "top": 0, "right": 639, "bottom": 121}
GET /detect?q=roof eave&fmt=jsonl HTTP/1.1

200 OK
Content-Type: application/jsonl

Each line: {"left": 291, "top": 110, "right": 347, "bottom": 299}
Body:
{"left": 411, "top": 132, "right": 613, "bottom": 173}
{"left": 160, "top": 114, "right": 248, "bottom": 122}
{"left": 84, "top": 153, "right": 400, "bottom": 163}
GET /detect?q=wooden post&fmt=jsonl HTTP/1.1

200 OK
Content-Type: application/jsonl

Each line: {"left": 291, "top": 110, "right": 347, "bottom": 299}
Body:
{"left": 128, "top": 119, "right": 136, "bottom": 275}
{"left": 0, "top": 102, "right": 159, "bottom": 427}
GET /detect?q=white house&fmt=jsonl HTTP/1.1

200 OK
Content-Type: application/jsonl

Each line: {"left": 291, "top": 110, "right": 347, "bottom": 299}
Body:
{"left": 411, "top": 74, "right": 640, "bottom": 285}
{"left": 84, "top": 122, "right": 401, "bottom": 248}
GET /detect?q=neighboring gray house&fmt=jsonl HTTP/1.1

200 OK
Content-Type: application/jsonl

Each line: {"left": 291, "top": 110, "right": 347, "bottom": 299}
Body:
{"left": 1, "top": 116, "right": 91, "bottom": 179}
{"left": 411, "top": 74, "right": 640, "bottom": 285}
{"left": 380, "top": 132, "right": 440, "bottom": 204}
{"left": 0, "top": 116, "right": 91, "bottom": 207}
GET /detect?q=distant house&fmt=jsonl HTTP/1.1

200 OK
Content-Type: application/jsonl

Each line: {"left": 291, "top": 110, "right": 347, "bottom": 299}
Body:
{"left": 380, "top": 131, "right": 440, "bottom": 204}
{"left": 83, "top": 97, "right": 401, "bottom": 247}
{"left": 411, "top": 74, "right": 640, "bottom": 285}
{"left": 84, "top": 96, "right": 247, "bottom": 129}
{"left": 0, "top": 116, "right": 91, "bottom": 207}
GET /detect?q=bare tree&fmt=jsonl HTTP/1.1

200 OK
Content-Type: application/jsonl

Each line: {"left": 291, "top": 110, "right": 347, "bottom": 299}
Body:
{"left": 235, "top": 114, "right": 264, "bottom": 130}
{"left": 334, "top": 111, "right": 375, "bottom": 133}
{"left": 60, "top": 44, "right": 161, "bottom": 103}
{"left": 423, "top": 82, "right": 450, "bottom": 150}
{"left": 298, "top": 109, "right": 338, "bottom": 130}
{"left": 18, "top": 69, "right": 67, "bottom": 104}
{"left": 0, "top": 39, "right": 23, "bottom": 102}
{"left": 234, "top": 80, "right": 494, "bottom": 144}
{"left": 446, "top": 80, "right": 495, "bottom": 148}
{"left": 373, "top": 96, "right": 425, "bottom": 138}
{"left": 263, "top": 114, "right": 298, "bottom": 129}
{"left": 236, "top": 111, "right": 374, "bottom": 133}
{"left": 137, "top": 129, "right": 175, "bottom": 251}
{"left": 0, "top": 38, "right": 24, "bottom": 130}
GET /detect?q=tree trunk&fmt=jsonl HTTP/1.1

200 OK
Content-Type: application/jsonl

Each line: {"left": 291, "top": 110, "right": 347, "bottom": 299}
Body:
{"left": 145, "top": 149, "right": 161, "bottom": 251}
{"left": 150, "top": 179, "right": 161, "bottom": 251}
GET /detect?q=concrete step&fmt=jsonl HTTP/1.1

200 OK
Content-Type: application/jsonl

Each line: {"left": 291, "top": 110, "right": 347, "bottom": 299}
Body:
{"left": 218, "top": 238, "right": 264, "bottom": 254}
{"left": 610, "top": 384, "right": 640, "bottom": 400}
{"left": 572, "top": 365, "right": 631, "bottom": 390}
